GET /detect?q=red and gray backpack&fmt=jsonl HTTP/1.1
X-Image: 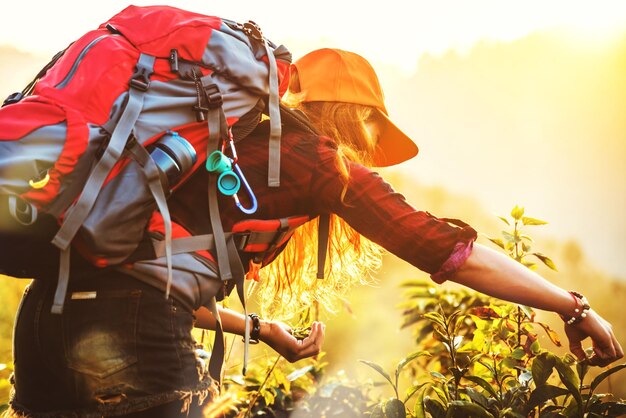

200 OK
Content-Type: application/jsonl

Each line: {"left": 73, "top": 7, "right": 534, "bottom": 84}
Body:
{"left": 0, "top": 5, "right": 325, "bottom": 380}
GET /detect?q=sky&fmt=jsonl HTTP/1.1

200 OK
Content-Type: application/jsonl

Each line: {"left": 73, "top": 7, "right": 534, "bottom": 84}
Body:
{"left": 1, "top": 1, "right": 626, "bottom": 277}
{"left": 2, "top": 1, "right": 626, "bottom": 72}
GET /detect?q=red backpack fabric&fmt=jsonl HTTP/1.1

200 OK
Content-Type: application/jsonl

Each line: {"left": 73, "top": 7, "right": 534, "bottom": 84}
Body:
{"left": 0, "top": 4, "right": 291, "bottom": 295}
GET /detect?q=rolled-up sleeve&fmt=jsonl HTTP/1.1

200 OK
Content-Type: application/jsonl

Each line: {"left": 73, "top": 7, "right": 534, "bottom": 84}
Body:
{"left": 310, "top": 139, "right": 477, "bottom": 282}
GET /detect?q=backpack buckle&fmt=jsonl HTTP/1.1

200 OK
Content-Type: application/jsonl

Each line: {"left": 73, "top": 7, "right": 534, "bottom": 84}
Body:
{"left": 242, "top": 21, "right": 263, "bottom": 41}
{"left": 204, "top": 83, "right": 223, "bottom": 109}
{"left": 3, "top": 92, "right": 24, "bottom": 107}
{"left": 129, "top": 69, "right": 151, "bottom": 91}
{"left": 235, "top": 232, "right": 250, "bottom": 250}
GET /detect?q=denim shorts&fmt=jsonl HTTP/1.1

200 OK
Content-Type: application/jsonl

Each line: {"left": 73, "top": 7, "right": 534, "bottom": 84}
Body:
{"left": 9, "top": 271, "right": 216, "bottom": 417}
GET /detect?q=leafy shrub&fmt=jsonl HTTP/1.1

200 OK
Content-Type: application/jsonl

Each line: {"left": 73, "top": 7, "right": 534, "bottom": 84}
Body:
{"left": 212, "top": 207, "right": 625, "bottom": 417}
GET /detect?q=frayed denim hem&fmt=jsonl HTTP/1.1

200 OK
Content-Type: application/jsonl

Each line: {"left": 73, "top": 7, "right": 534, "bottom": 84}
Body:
{"left": 7, "top": 376, "right": 217, "bottom": 418}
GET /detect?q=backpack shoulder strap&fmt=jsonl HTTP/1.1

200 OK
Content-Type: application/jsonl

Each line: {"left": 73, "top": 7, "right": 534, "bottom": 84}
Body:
{"left": 50, "top": 53, "right": 156, "bottom": 315}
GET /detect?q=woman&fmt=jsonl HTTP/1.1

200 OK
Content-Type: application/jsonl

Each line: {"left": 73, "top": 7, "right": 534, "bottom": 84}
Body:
{"left": 8, "top": 47, "right": 621, "bottom": 418}
{"left": 193, "top": 48, "right": 623, "bottom": 372}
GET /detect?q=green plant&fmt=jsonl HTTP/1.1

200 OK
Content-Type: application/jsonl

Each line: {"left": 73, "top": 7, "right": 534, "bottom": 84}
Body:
{"left": 205, "top": 206, "right": 625, "bottom": 417}
{"left": 358, "top": 350, "right": 430, "bottom": 417}
{"left": 394, "top": 206, "right": 626, "bottom": 417}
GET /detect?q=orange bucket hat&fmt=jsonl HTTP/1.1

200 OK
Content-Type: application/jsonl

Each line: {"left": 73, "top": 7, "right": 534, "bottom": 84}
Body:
{"left": 291, "top": 48, "right": 418, "bottom": 166}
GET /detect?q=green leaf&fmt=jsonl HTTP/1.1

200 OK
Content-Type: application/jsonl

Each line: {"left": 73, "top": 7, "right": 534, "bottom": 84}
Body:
{"left": 519, "top": 304, "right": 534, "bottom": 319}
{"left": 262, "top": 388, "right": 276, "bottom": 406}
{"left": 464, "top": 386, "right": 490, "bottom": 408}
{"left": 562, "top": 353, "right": 577, "bottom": 366}
{"left": 396, "top": 351, "right": 431, "bottom": 380}
{"left": 554, "top": 356, "right": 582, "bottom": 411}
{"left": 414, "top": 387, "right": 427, "bottom": 418}
{"left": 532, "top": 352, "right": 556, "bottom": 387}
{"left": 539, "top": 405, "right": 566, "bottom": 417}
{"left": 423, "top": 312, "right": 446, "bottom": 328}
{"left": 522, "top": 216, "right": 548, "bottom": 226}
{"left": 511, "top": 205, "right": 525, "bottom": 220}
{"left": 400, "top": 280, "right": 431, "bottom": 288}
{"left": 423, "top": 397, "right": 446, "bottom": 418}
{"left": 535, "top": 322, "right": 562, "bottom": 347}
{"left": 576, "top": 360, "right": 590, "bottom": 383}
{"left": 463, "top": 375, "right": 499, "bottom": 399}
{"left": 430, "top": 371, "right": 446, "bottom": 380}
{"left": 447, "top": 400, "right": 495, "bottom": 418}
{"left": 384, "top": 398, "right": 406, "bottom": 418}
{"left": 487, "top": 237, "right": 506, "bottom": 250}
{"left": 432, "top": 385, "right": 448, "bottom": 403}
{"left": 502, "top": 410, "right": 526, "bottom": 418}
{"left": 526, "top": 385, "right": 570, "bottom": 412}
{"left": 532, "top": 253, "right": 558, "bottom": 271}
{"left": 590, "top": 363, "right": 626, "bottom": 393}
{"left": 358, "top": 360, "right": 395, "bottom": 390}
{"left": 511, "top": 347, "right": 526, "bottom": 360}
{"left": 497, "top": 216, "right": 511, "bottom": 226}
{"left": 522, "top": 261, "right": 537, "bottom": 269}
{"left": 530, "top": 340, "right": 542, "bottom": 355}
{"left": 590, "top": 401, "right": 626, "bottom": 415}
{"left": 502, "top": 231, "right": 521, "bottom": 243}
{"left": 404, "top": 383, "right": 428, "bottom": 403}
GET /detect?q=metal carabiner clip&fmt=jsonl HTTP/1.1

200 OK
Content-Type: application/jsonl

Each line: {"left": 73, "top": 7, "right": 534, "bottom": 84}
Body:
{"left": 232, "top": 163, "right": 258, "bottom": 215}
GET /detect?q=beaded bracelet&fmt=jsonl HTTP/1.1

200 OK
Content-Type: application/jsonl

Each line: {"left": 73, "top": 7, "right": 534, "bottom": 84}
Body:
{"left": 560, "top": 291, "right": 590, "bottom": 325}
{"left": 249, "top": 313, "right": 261, "bottom": 344}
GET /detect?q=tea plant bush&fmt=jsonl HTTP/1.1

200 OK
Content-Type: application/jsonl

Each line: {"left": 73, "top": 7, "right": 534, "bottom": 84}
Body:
{"left": 210, "top": 207, "right": 625, "bottom": 417}
{"left": 349, "top": 206, "right": 626, "bottom": 417}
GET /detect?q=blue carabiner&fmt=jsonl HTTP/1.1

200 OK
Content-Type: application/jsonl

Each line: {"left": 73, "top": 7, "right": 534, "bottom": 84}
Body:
{"left": 232, "top": 163, "right": 258, "bottom": 214}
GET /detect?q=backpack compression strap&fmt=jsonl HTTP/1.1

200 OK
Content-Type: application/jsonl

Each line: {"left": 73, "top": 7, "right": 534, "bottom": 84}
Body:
{"left": 264, "top": 39, "right": 282, "bottom": 188}
{"left": 201, "top": 76, "right": 241, "bottom": 285}
{"left": 50, "top": 54, "right": 155, "bottom": 314}
{"left": 125, "top": 139, "right": 174, "bottom": 299}
{"left": 205, "top": 295, "right": 225, "bottom": 382}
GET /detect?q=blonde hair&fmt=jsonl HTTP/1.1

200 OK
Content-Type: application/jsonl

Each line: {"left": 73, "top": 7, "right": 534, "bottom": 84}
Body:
{"left": 251, "top": 75, "right": 385, "bottom": 319}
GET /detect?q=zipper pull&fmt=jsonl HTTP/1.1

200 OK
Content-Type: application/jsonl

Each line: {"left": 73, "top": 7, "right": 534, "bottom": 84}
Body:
{"left": 169, "top": 49, "right": 179, "bottom": 73}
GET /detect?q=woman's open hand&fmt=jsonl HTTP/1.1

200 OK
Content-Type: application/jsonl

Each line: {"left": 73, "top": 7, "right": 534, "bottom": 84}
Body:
{"left": 259, "top": 320, "right": 325, "bottom": 362}
{"left": 564, "top": 309, "right": 624, "bottom": 367}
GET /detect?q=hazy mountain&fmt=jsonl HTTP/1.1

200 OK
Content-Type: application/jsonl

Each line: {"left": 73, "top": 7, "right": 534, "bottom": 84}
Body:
{"left": 377, "top": 29, "right": 626, "bottom": 280}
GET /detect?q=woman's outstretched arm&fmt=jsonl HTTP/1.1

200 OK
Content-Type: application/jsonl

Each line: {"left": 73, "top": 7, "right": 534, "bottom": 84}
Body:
{"left": 194, "top": 306, "right": 325, "bottom": 363}
{"left": 450, "top": 243, "right": 624, "bottom": 366}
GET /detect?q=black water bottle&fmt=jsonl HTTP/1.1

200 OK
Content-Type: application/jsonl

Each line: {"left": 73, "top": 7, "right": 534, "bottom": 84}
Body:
{"left": 150, "top": 131, "right": 197, "bottom": 190}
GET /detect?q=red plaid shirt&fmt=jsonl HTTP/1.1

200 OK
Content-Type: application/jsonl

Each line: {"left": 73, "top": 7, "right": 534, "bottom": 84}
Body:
{"left": 170, "top": 122, "right": 477, "bottom": 282}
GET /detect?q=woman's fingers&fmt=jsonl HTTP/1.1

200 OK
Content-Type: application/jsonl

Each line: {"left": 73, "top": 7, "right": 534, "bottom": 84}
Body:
{"left": 569, "top": 341, "right": 587, "bottom": 362}
{"left": 572, "top": 311, "right": 624, "bottom": 366}
{"left": 593, "top": 330, "right": 624, "bottom": 366}
{"left": 290, "top": 322, "right": 325, "bottom": 361}
{"left": 593, "top": 335, "right": 616, "bottom": 360}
